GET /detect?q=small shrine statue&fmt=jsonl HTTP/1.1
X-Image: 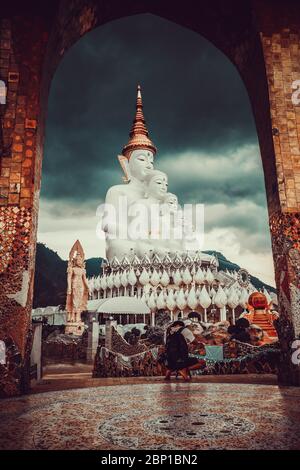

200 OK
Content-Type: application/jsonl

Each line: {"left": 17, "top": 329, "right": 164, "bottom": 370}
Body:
{"left": 241, "top": 291, "right": 278, "bottom": 343}
{"left": 65, "top": 240, "right": 89, "bottom": 334}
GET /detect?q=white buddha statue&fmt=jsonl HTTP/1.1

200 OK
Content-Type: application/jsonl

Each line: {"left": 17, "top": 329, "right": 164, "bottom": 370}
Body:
{"left": 160, "top": 192, "right": 185, "bottom": 255}
{"left": 101, "top": 85, "right": 211, "bottom": 264}
{"left": 131, "top": 170, "right": 169, "bottom": 258}
{"left": 102, "top": 86, "right": 157, "bottom": 261}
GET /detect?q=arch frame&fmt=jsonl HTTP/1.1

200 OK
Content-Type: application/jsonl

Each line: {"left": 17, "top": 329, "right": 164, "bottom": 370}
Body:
{"left": 1, "top": 0, "right": 300, "bottom": 396}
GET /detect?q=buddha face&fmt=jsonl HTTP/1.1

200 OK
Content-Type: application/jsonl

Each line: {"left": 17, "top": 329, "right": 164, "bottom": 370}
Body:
{"left": 147, "top": 171, "right": 168, "bottom": 200}
{"left": 164, "top": 193, "right": 178, "bottom": 213}
{"left": 128, "top": 149, "right": 154, "bottom": 181}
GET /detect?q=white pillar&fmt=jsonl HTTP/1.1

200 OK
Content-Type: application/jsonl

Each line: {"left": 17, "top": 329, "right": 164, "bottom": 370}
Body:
{"left": 87, "top": 318, "right": 99, "bottom": 363}
{"left": 151, "top": 311, "right": 155, "bottom": 326}
{"left": 232, "top": 308, "right": 236, "bottom": 325}
{"left": 221, "top": 306, "right": 226, "bottom": 322}
{"left": 204, "top": 308, "right": 207, "bottom": 323}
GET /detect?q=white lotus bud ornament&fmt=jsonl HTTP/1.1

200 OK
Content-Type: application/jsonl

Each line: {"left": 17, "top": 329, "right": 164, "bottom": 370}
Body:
{"left": 93, "top": 276, "right": 100, "bottom": 291}
{"left": 157, "top": 290, "right": 166, "bottom": 309}
{"left": 214, "top": 286, "right": 227, "bottom": 309}
{"left": 160, "top": 270, "right": 170, "bottom": 287}
{"left": 199, "top": 285, "right": 211, "bottom": 309}
{"left": 107, "top": 274, "right": 114, "bottom": 289}
{"left": 150, "top": 269, "right": 160, "bottom": 287}
{"left": 194, "top": 267, "right": 204, "bottom": 285}
{"left": 139, "top": 268, "right": 150, "bottom": 286}
{"left": 113, "top": 272, "right": 121, "bottom": 289}
{"left": 205, "top": 268, "right": 215, "bottom": 285}
{"left": 227, "top": 288, "right": 239, "bottom": 309}
{"left": 121, "top": 270, "right": 129, "bottom": 287}
{"left": 173, "top": 269, "right": 182, "bottom": 287}
{"left": 239, "top": 288, "right": 249, "bottom": 308}
{"left": 148, "top": 292, "right": 157, "bottom": 310}
{"left": 166, "top": 289, "right": 176, "bottom": 311}
{"left": 176, "top": 288, "right": 187, "bottom": 311}
{"left": 100, "top": 275, "right": 107, "bottom": 290}
{"left": 182, "top": 267, "right": 192, "bottom": 285}
{"left": 128, "top": 268, "right": 137, "bottom": 286}
{"left": 187, "top": 286, "right": 198, "bottom": 310}
{"left": 209, "top": 286, "right": 216, "bottom": 299}
{"left": 199, "top": 285, "right": 211, "bottom": 323}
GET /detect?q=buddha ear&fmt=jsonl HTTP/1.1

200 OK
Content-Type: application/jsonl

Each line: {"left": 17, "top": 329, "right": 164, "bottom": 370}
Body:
{"left": 118, "top": 155, "right": 131, "bottom": 183}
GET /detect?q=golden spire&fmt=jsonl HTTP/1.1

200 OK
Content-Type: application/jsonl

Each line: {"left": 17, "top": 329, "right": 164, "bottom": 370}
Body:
{"left": 122, "top": 85, "right": 157, "bottom": 158}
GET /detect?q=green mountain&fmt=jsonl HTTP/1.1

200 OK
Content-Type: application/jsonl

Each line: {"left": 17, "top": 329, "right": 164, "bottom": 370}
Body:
{"left": 203, "top": 251, "right": 276, "bottom": 293}
{"left": 33, "top": 243, "right": 276, "bottom": 308}
{"left": 33, "top": 243, "right": 67, "bottom": 308}
{"left": 86, "top": 258, "right": 103, "bottom": 277}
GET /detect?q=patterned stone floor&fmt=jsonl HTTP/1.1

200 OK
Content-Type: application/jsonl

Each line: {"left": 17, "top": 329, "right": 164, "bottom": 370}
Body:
{"left": 0, "top": 382, "right": 300, "bottom": 450}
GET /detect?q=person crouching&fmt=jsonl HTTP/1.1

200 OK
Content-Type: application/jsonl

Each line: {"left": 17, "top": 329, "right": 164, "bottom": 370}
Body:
{"left": 164, "top": 320, "right": 206, "bottom": 381}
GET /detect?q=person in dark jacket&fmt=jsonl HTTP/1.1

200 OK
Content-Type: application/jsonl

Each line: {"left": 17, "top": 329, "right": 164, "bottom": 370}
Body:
{"left": 228, "top": 318, "right": 251, "bottom": 343}
{"left": 164, "top": 321, "right": 205, "bottom": 381}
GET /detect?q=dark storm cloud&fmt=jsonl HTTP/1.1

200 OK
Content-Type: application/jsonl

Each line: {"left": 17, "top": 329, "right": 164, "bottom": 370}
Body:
{"left": 43, "top": 13, "right": 258, "bottom": 203}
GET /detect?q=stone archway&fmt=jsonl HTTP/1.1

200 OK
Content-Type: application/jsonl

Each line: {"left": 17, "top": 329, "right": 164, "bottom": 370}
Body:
{"left": 1, "top": 0, "right": 300, "bottom": 396}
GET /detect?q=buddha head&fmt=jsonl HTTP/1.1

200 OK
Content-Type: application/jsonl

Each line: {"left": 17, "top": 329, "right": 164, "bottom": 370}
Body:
{"left": 128, "top": 149, "right": 154, "bottom": 181}
{"left": 145, "top": 170, "right": 168, "bottom": 200}
{"left": 121, "top": 86, "right": 156, "bottom": 182}
{"left": 164, "top": 193, "right": 178, "bottom": 213}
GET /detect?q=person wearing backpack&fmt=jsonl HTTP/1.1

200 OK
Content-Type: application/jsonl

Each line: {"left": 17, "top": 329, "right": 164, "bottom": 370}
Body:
{"left": 164, "top": 320, "right": 206, "bottom": 381}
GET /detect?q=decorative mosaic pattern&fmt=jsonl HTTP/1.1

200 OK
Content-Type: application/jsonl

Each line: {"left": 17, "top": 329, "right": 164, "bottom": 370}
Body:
{"left": 0, "top": 383, "right": 300, "bottom": 450}
{"left": 93, "top": 344, "right": 279, "bottom": 378}
{"left": 0, "top": 206, "right": 32, "bottom": 274}
{"left": 0, "top": 336, "right": 22, "bottom": 397}
{"left": 269, "top": 210, "right": 300, "bottom": 385}
{"left": 0, "top": 16, "right": 46, "bottom": 397}
{"left": 0, "top": 205, "right": 35, "bottom": 396}
{"left": 101, "top": 412, "right": 256, "bottom": 449}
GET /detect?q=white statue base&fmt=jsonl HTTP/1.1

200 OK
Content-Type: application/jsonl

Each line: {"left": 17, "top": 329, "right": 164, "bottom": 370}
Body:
{"left": 65, "top": 322, "right": 85, "bottom": 336}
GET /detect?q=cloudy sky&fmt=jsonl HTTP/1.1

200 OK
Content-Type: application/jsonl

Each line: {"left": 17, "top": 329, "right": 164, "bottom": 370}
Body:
{"left": 38, "top": 14, "right": 275, "bottom": 286}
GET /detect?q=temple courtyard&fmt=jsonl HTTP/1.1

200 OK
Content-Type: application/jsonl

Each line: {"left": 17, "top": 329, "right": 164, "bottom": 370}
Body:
{"left": 0, "top": 374, "right": 300, "bottom": 450}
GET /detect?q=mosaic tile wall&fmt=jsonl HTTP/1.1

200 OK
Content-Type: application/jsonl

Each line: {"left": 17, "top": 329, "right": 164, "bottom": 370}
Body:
{"left": 259, "top": 12, "right": 300, "bottom": 383}
{"left": 1, "top": 1, "right": 300, "bottom": 396}
{"left": 93, "top": 344, "right": 280, "bottom": 378}
{"left": 0, "top": 16, "right": 47, "bottom": 396}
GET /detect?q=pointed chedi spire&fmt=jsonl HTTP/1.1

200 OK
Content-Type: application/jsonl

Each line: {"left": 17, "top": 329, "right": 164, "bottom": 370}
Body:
{"left": 122, "top": 84, "right": 157, "bottom": 158}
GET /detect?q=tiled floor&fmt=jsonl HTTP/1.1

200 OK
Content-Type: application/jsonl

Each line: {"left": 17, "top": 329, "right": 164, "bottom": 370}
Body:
{"left": 0, "top": 381, "right": 300, "bottom": 450}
